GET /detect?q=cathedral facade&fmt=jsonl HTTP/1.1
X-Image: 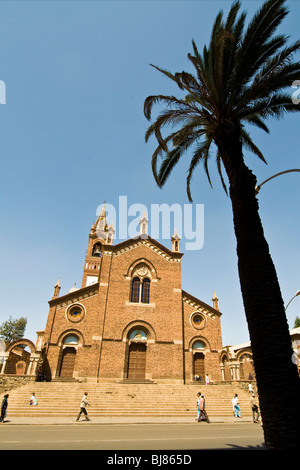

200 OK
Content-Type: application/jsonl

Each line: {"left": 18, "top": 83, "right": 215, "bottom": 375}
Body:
{"left": 39, "top": 206, "right": 223, "bottom": 384}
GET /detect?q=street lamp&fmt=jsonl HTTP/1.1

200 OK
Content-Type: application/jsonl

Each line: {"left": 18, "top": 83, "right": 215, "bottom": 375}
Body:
{"left": 255, "top": 169, "right": 300, "bottom": 195}
{"left": 285, "top": 290, "right": 300, "bottom": 311}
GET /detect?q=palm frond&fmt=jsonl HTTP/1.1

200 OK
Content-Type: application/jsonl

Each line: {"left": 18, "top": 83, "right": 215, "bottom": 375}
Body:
{"left": 216, "top": 152, "right": 228, "bottom": 195}
{"left": 235, "top": 42, "right": 300, "bottom": 110}
{"left": 240, "top": 93, "right": 300, "bottom": 120}
{"left": 242, "top": 115, "right": 270, "bottom": 134}
{"left": 186, "top": 138, "right": 213, "bottom": 201}
{"left": 151, "top": 128, "right": 205, "bottom": 186}
{"left": 144, "top": 94, "right": 195, "bottom": 122}
{"left": 231, "top": 0, "right": 288, "bottom": 96}
{"left": 241, "top": 129, "right": 267, "bottom": 163}
{"left": 157, "top": 137, "right": 195, "bottom": 187}
{"left": 145, "top": 107, "right": 199, "bottom": 145}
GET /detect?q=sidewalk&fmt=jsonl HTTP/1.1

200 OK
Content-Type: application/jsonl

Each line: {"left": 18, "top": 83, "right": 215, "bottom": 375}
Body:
{"left": 1, "top": 416, "right": 253, "bottom": 425}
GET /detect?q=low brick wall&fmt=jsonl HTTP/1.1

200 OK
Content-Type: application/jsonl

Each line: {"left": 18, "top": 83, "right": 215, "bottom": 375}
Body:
{"left": 0, "top": 375, "right": 36, "bottom": 394}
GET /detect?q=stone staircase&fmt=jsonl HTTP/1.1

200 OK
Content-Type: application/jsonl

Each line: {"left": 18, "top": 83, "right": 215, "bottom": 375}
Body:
{"left": 6, "top": 381, "right": 253, "bottom": 418}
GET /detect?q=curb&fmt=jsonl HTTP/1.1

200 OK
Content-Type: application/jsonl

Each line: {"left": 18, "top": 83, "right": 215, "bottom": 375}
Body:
{"left": 1, "top": 416, "right": 254, "bottom": 425}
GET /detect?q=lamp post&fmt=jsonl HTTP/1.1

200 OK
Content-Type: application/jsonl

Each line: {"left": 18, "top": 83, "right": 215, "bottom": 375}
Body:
{"left": 255, "top": 169, "right": 300, "bottom": 195}
{"left": 285, "top": 290, "right": 300, "bottom": 311}
{"left": 255, "top": 170, "right": 300, "bottom": 312}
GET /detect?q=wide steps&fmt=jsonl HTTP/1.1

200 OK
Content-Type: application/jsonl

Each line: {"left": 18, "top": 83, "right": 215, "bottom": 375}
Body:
{"left": 6, "top": 382, "right": 252, "bottom": 418}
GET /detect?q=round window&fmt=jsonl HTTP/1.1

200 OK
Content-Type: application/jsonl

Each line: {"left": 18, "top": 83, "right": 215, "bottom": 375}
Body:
{"left": 66, "top": 304, "right": 85, "bottom": 323}
{"left": 191, "top": 312, "right": 205, "bottom": 330}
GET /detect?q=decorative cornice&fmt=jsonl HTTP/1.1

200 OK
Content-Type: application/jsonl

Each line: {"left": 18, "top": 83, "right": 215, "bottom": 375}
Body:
{"left": 113, "top": 236, "right": 183, "bottom": 262}
{"left": 182, "top": 290, "right": 222, "bottom": 318}
{"left": 49, "top": 283, "right": 99, "bottom": 308}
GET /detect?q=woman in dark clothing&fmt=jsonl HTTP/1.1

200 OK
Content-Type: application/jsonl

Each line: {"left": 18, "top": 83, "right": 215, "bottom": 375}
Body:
{"left": 0, "top": 394, "right": 9, "bottom": 422}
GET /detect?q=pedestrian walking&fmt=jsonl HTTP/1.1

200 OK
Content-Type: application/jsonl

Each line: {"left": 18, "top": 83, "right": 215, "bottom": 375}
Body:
{"left": 231, "top": 393, "right": 241, "bottom": 418}
{"left": 196, "top": 392, "right": 201, "bottom": 421}
{"left": 0, "top": 394, "right": 9, "bottom": 423}
{"left": 198, "top": 394, "right": 210, "bottom": 423}
{"left": 205, "top": 374, "right": 210, "bottom": 385}
{"left": 76, "top": 392, "right": 91, "bottom": 421}
{"left": 248, "top": 382, "right": 253, "bottom": 394}
{"left": 250, "top": 394, "right": 260, "bottom": 423}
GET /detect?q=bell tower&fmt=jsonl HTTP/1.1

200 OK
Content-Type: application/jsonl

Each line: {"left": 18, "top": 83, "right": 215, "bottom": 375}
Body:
{"left": 81, "top": 204, "right": 115, "bottom": 288}
{"left": 212, "top": 291, "right": 219, "bottom": 311}
{"left": 171, "top": 228, "right": 181, "bottom": 253}
{"left": 139, "top": 211, "right": 149, "bottom": 238}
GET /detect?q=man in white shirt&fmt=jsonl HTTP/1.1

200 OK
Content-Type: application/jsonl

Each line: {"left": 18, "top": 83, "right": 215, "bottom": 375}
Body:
{"left": 76, "top": 392, "right": 91, "bottom": 421}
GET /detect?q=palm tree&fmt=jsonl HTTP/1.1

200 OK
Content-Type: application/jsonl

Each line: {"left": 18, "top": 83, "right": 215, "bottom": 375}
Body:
{"left": 144, "top": 0, "right": 300, "bottom": 449}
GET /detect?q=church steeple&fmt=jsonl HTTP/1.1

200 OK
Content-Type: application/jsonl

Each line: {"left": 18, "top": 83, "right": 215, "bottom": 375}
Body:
{"left": 139, "top": 211, "right": 149, "bottom": 238}
{"left": 171, "top": 229, "right": 181, "bottom": 253}
{"left": 95, "top": 203, "right": 108, "bottom": 241}
{"left": 106, "top": 220, "right": 115, "bottom": 245}
{"left": 212, "top": 291, "right": 219, "bottom": 311}
{"left": 81, "top": 203, "right": 115, "bottom": 288}
{"left": 52, "top": 278, "right": 61, "bottom": 299}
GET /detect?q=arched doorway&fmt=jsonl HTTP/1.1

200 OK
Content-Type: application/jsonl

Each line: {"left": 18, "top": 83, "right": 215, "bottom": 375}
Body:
{"left": 128, "top": 343, "right": 146, "bottom": 379}
{"left": 193, "top": 353, "right": 205, "bottom": 380}
{"left": 127, "top": 329, "right": 147, "bottom": 379}
{"left": 192, "top": 340, "right": 206, "bottom": 381}
{"left": 239, "top": 353, "right": 255, "bottom": 380}
{"left": 221, "top": 355, "right": 231, "bottom": 380}
{"left": 59, "top": 335, "right": 78, "bottom": 378}
{"left": 59, "top": 348, "right": 76, "bottom": 378}
{"left": 3, "top": 339, "right": 39, "bottom": 376}
{"left": 5, "top": 346, "right": 31, "bottom": 374}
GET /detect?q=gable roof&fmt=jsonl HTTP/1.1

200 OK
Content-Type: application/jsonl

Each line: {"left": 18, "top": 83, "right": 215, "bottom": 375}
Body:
{"left": 110, "top": 235, "right": 183, "bottom": 260}
{"left": 182, "top": 290, "right": 222, "bottom": 317}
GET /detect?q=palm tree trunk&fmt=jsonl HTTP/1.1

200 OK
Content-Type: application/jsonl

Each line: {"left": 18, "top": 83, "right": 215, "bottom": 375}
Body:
{"left": 216, "top": 127, "right": 300, "bottom": 450}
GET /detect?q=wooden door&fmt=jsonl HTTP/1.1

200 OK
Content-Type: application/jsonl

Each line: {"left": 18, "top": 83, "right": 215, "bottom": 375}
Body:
{"left": 59, "top": 347, "right": 76, "bottom": 378}
{"left": 127, "top": 343, "right": 146, "bottom": 379}
{"left": 16, "top": 361, "right": 26, "bottom": 375}
{"left": 193, "top": 352, "right": 205, "bottom": 380}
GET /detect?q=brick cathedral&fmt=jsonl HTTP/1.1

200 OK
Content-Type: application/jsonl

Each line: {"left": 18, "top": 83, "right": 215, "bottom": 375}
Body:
{"left": 39, "top": 205, "right": 223, "bottom": 384}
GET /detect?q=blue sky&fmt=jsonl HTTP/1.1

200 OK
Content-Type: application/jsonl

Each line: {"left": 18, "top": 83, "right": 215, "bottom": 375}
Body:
{"left": 0, "top": 0, "right": 299, "bottom": 347}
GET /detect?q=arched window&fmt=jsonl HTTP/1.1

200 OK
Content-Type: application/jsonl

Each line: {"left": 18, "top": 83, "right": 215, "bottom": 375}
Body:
{"left": 129, "top": 263, "right": 152, "bottom": 303}
{"left": 141, "top": 278, "right": 150, "bottom": 304}
{"left": 131, "top": 277, "right": 141, "bottom": 303}
{"left": 129, "top": 329, "right": 147, "bottom": 341}
{"left": 193, "top": 340, "right": 205, "bottom": 351}
{"left": 63, "top": 335, "right": 79, "bottom": 345}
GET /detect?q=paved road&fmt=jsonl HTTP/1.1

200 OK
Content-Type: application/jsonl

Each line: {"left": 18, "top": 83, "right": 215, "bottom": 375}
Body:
{"left": 0, "top": 422, "right": 265, "bottom": 451}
